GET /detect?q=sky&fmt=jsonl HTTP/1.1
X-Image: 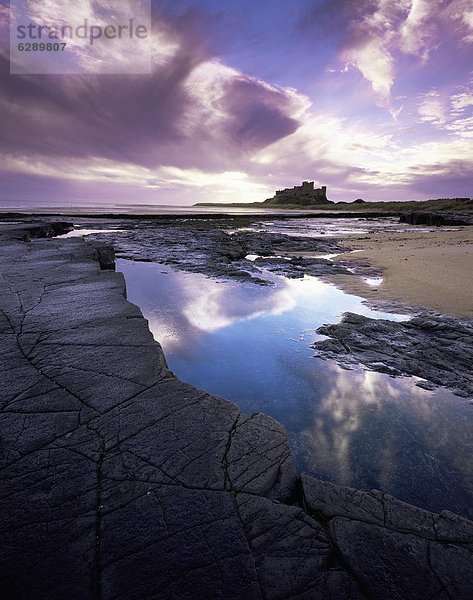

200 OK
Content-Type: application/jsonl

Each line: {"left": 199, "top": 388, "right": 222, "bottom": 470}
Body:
{"left": 0, "top": 0, "right": 472, "bottom": 206}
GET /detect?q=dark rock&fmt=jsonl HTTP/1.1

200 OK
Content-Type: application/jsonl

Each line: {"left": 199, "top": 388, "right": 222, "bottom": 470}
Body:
{"left": 92, "top": 243, "right": 116, "bottom": 270}
{"left": 225, "top": 412, "right": 296, "bottom": 500}
{"left": 301, "top": 475, "right": 473, "bottom": 600}
{"left": 313, "top": 312, "right": 473, "bottom": 397}
{"left": 253, "top": 256, "right": 351, "bottom": 279}
{"left": 24, "top": 221, "right": 74, "bottom": 238}
{"left": 400, "top": 211, "right": 473, "bottom": 226}
{"left": 0, "top": 230, "right": 341, "bottom": 599}
{"left": 87, "top": 221, "right": 349, "bottom": 284}
{"left": 0, "top": 221, "right": 74, "bottom": 240}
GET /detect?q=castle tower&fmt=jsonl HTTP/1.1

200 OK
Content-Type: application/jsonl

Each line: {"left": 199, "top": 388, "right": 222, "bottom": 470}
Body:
{"left": 301, "top": 181, "right": 315, "bottom": 192}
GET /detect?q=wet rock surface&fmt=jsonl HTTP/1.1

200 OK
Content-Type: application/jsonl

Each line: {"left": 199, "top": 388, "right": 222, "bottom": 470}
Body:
{"left": 1, "top": 224, "right": 472, "bottom": 599}
{"left": 252, "top": 255, "right": 351, "bottom": 279}
{"left": 314, "top": 312, "right": 473, "bottom": 397}
{"left": 76, "top": 218, "right": 352, "bottom": 283}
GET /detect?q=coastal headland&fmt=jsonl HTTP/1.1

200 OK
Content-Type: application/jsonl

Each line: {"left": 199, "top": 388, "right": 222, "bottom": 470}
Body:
{"left": 195, "top": 190, "right": 473, "bottom": 214}
{"left": 1, "top": 219, "right": 472, "bottom": 599}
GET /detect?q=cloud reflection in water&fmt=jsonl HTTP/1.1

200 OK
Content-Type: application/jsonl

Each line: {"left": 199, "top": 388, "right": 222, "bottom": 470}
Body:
{"left": 300, "top": 363, "right": 473, "bottom": 517}
{"left": 118, "top": 259, "right": 473, "bottom": 518}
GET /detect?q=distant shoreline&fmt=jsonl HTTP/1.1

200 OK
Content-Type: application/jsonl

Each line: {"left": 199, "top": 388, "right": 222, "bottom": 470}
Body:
{"left": 0, "top": 197, "right": 471, "bottom": 219}
{"left": 195, "top": 197, "right": 473, "bottom": 212}
{"left": 0, "top": 209, "right": 401, "bottom": 220}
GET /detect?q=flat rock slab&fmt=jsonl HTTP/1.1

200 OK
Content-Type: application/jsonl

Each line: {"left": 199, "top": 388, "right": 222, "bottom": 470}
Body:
{"left": 301, "top": 475, "right": 473, "bottom": 600}
{"left": 1, "top": 227, "right": 472, "bottom": 599}
{"left": 314, "top": 311, "right": 473, "bottom": 397}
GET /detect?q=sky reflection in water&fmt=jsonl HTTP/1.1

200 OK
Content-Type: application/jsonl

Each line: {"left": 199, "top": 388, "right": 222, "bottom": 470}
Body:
{"left": 118, "top": 259, "right": 473, "bottom": 518}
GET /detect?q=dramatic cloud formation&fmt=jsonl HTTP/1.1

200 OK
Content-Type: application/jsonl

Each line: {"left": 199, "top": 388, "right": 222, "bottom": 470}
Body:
{"left": 0, "top": 0, "right": 472, "bottom": 206}
{"left": 333, "top": 0, "right": 473, "bottom": 107}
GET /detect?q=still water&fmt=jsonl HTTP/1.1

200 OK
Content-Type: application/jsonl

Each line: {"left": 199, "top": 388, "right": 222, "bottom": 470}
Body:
{"left": 118, "top": 259, "right": 473, "bottom": 518}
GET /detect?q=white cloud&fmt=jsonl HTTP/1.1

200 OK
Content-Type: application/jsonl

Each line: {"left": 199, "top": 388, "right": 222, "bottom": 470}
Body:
{"left": 456, "top": 1, "right": 473, "bottom": 43}
{"left": 354, "top": 137, "right": 473, "bottom": 185}
{"left": 254, "top": 112, "right": 396, "bottom": 174}
{"left": 417, "top": 90, "right": 447, "bottom": 125}
{"left": 155, "top": 166, "right": 274, "bottom": 200}
{"left": 415, "top": 82, "right": 473, "bottom": 137}
{"left": 399, "top": 0, "right": 438, "bottom": 59}
{"left": 344, "top": 37, "right": 395, "bottom": 104}
{"left": 252, "top": 99, "right": 473, "bottom": 193}
{"left": 181, "top": 278, "right": 297, "bottom": 333}
{"left": 183, "top": 58, "right": 310, "bottom": 135}
{"left": 338, "top": 0, "right": 473, "bottom": 108}
{"left": 451, "top": 88, "right": 473, "bottom": 116}
{"left": 447, "top": 83, "right": 473, "bottom": 138}
{"left": 340, "top": 0, "right": 402, "bottom": 106}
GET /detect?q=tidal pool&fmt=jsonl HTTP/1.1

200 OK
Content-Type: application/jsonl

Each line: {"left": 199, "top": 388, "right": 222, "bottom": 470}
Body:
{"left": 60, "top": 227, "right": 125, "bottom": 238}
{"left": 118, "top": 259, "right": 473, "bottom": 518}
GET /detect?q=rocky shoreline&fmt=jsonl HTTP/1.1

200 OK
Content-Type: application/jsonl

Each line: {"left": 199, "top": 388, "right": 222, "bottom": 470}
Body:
{"left": 56, "top": 216, "right": 384, "bottom": 286}
{"left": 1, "top": 221, "right": 472, "bottom": 599}
{"left": 82, "top": 219, "right": 356, "bottom": 283}
{"left": 314, "top": 312, "right": 473, "bottom": 398}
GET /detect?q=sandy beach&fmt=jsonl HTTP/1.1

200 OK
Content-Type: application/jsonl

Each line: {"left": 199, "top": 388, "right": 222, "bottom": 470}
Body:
{"left": 331, "top": 227, "right": 473, "bottom": 317}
